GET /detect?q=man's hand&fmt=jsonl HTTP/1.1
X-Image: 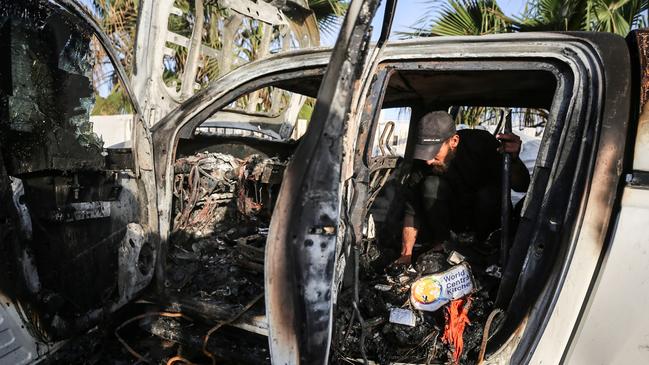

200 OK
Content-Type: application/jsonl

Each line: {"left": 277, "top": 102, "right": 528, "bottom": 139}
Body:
{"left": 496, "top": 133, "right": 522, "bottom": 160}
{"left": 498, "top": 132, "right": 531, "bottom": 192}
{"left": 393, "top": 254, "right": 412, "bottom": 266}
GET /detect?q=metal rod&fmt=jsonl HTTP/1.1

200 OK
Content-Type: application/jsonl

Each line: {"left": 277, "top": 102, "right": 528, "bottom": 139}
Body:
{"left": 384, "top": 121, "right": 395, "bottom": 156}
{"left": 352, "top": 239, "right": 368, "bottom": 364}
{"left": 378, "top": 121, "right": 389, "bottom": 156}
{"left": 377, "top": 0, "right": 398, "bottom": 48}
{"left": 500, "top": 110, "right": 512, "bottom": 268}
{"left": 492, "top": 109, "right": 505, "bottom": 136}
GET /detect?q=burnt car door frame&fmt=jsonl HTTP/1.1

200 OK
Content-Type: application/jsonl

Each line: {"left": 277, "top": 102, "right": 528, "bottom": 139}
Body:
{"left": 262, "top": 0, "right": 386, "bottom": 362}
{"left": 521, "top": 33, "right": 630, "bottom": 364}
{"left": 148, "top": 51, "right": 330, "bottom": 293}
{"left": 49, "top": 0, "right": 160, "bottom": 314}
{"left": 0, "top": 0, "right": 159, "bottom": 350}
{"left": 150, "top": 1, "right": 383, "bottom": 363}
{"left": 346, "top": 34, "right": 630, "bottom": 362}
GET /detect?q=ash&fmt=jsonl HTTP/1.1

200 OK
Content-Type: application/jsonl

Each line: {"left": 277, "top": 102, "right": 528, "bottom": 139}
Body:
{"left": 167, "top": 152, "right": 286, "bottom": 307}
{"left": 333, "top": 235, "right": 503, "bottom": 365}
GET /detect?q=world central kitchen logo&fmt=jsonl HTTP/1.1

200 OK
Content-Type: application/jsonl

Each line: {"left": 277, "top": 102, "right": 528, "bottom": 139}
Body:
{"left": 412, "top": 276, "right": 443, "bottom": 304}
{"left": 410, "top": 264, "right": 476, "bottom": 312}
{"left": 442, "top": 269, "right": 472, "bottom": 296}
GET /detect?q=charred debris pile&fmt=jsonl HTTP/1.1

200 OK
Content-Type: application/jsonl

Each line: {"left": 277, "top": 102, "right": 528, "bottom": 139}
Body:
{"left": 333, "top": 234, "right": 505, "bottom": 365}
{"left": 167, "top": 152, "right": 286, "bottom": 307}
{"left": 128, "top": 150, "right": 506, "bottom": 365}
{"left": 118, "top": 151, "right": 289, "bottom": 364}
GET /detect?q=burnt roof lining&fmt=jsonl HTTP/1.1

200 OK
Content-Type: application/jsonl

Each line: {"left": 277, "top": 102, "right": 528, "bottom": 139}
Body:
{"left": 270, "top": 68, "right": 556, "bottom": 109}
{"left": 383, "top": 69, "right": 556, "bottom": 109}
{"left": 271, "top": 75, "right": 323, "bottom": 98}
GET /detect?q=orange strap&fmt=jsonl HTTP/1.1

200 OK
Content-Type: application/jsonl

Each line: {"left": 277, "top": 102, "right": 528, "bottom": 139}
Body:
{"left": 442, "top": 297, "right": 472, "bottom": 364}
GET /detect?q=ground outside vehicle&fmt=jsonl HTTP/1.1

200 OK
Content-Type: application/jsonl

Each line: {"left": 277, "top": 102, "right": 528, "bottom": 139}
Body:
{"left": 1, "top": 0, "right": 649, "bottom": 364}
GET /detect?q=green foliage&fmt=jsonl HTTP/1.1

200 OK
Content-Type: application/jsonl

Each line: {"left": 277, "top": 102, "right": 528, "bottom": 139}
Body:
{"left": 308, "top": 0, "right": 349, "bottom": 36}
{"left": 587, "top": 0, "right": 649, "bottom": 34}
{"left": 298, "top": 98, "right": 316, "bottom": 120}
{"left": 402, "top": 0, "right": 512, "bottom": 37}
{"left": 85, "top": 0, "right": 346, "bottom": 119}
{"left": 91, "top": 87, "right": 134, "bottom": 115}
{"left": 90, "top": 0, "right": 139, "bottom": 73}
{"left": 513, "top": 0, "right": 588, "bottom": 31}
{"left": 406, "top": 0, "right": 649, "bottom": 37}
{"left": 452, "top": 105, "right": 491, "bottom": 127}
{"left": 405, "top": 0, "right": 649, "bottom": 130}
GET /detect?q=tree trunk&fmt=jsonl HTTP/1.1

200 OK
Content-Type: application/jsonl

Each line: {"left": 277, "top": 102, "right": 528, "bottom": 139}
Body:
{"left": 219, "top": 13, "right": 243, "bottom": 76}
{"left": 246, "top": 23, "right": 274, "bottom": 113}
{"left": 180, "top": 0, "right": 205, "bottom": 99}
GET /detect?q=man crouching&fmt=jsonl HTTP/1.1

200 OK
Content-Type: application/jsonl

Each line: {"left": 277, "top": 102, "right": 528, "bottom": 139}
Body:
{"left": 394, "top": 111, "right": 530, "bottom": 265}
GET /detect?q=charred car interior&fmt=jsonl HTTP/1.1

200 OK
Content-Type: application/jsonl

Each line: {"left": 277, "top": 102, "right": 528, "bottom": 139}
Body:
{"left": 154, "top": 81, "right": 323, "bottom": 359}
{"left": 135, "top": 56, "right": 575, "bottom": 364}
{"left": 329, "top": 66, "right": 555, "bottom": 364}
{"left": 149, "top": 35, "right": 625, "bottom": 363}
{"left": 0, "top": 0, "right": 637, "bottom": 364}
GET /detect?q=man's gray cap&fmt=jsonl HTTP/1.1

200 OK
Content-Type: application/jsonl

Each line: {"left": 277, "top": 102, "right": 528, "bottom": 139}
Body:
{"left": 413, "top": 111, "right": 457, "bottom": 161}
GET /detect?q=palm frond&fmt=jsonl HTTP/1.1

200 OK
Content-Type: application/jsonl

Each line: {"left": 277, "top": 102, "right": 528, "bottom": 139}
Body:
{"left": 587, "top": 0, "right": 649, "bottom": 35}
{"left": 400, "top": 0, "right": 511, "bottom": 38}
{"left": 512, "top": 0, "right": 588, "bottom": 31}
{"left": 306, "top": 0, "right": 348, "bottom": 37}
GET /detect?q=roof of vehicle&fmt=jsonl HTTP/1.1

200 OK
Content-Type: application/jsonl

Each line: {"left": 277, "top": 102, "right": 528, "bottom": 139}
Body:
{"left": 151, "top": 30, "right": 628, "bottom": 137}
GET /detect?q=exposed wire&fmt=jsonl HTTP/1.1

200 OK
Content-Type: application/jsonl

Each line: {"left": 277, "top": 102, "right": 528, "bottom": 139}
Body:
{"left": 115, "top": 311, "right": 191, "bottom": 364}
{"left": 338, "top": 180, "right": 368, "bottom": 364}
{"left": 166, "top": 355, "right": 196, "bottom": 365}
{"left": 477, "top": 308, "right": 504, "bottom": 365}
{"left": 395, "top": 329, "right": 438, "bottom": 363}
{"left": 352, "top": 242, "right": 368, "bottom": 365}
{"left": 425, "top": 332, "right": 439, "bottom": 365}
{"left": 202, "top": 293, "right": 264, "bottom": 365}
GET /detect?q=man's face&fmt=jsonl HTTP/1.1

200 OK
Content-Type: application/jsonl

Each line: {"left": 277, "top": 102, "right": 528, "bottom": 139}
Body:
{"left": 426, "top": 134, "right": 459, "bottom": 174}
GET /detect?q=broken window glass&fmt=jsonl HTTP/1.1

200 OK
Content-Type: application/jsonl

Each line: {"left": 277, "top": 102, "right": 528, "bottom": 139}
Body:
{"left": 0, "top": 3, "right": 134, "bottom": 174}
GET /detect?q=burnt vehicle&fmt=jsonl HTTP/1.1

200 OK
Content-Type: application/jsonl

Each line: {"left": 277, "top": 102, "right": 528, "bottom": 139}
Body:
{"left": 2, "top": 0, "right": 649, "bottom": 364}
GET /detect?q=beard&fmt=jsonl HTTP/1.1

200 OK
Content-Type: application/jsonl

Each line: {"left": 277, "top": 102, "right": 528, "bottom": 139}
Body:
{"left": 429, "top": 148, "right": 456, "bottom": 175}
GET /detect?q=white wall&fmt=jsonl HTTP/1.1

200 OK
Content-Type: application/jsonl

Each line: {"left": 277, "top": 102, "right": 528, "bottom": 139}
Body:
{"left": 90, "top": 114, "right": 134, "bottom": 148}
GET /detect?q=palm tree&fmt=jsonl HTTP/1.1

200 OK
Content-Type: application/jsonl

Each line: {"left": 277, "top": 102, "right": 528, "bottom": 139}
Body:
{"left": 405, "top": 0, "right": 511, "bottom": 37}
{"left": 408, "top": 0, "right": 649, "bottom": 37}
{"left": 512, "top": 0, "right": 649, "bottom": 34}
{"left": 403, "top": 0, "right": 649, "bottom": 128}
{"left": 512, "top": 0, "right": 588, "bottom": 31}
{"left": 586, "top": 0, "right": 648, "bottom": 34}
{"left": 309, "top": 0, "right": 349, "bottom": 36}
{"left": 90, "top": 0, "right": 139, "bottom": 72}
{"left": 86, "top": 0, "right": 139, "bottom": 115}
